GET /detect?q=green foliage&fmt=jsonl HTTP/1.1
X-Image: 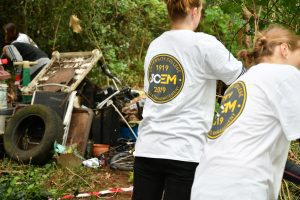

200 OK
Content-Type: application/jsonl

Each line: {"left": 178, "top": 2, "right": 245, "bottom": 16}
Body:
{"left": 1, "top": 0, "right": 299, "bottom": 86}
{"left": 199, "top": 5, "right": 245, "bottom": 54}
{"left": 0, "top": 160, "right": 55, "bottom": 199}
{"left": 128, "top": 171, "right": 134, "bottom": 183}
{"left": 79, "top": 0, "right": 168, "bottom": 86}
{"left": 202, "top": 0, "right": 299, "bottom": 56}
{"left": 0, "top": 0, "right": 168, "bottom": 87}
{"left": 206, "top": 0, "right": 299, "bottom": 33}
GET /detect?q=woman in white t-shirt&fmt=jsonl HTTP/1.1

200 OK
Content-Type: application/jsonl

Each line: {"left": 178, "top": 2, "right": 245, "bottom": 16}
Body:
{"left": 4, "top": 23, "right": 38, "bottom": 47}
{"left": 132, "top": 0, "right": 244, "bottom": 199}
{"left": 191, "top": 25, "right": 300, "bottom": 200}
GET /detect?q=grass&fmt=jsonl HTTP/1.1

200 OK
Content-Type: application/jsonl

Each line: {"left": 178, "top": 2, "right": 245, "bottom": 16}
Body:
{"left": 280, "top": 141, "right": 300, "bottom": 200}
{"left": 0, "top": 156, "right": 132, "bottom": 200}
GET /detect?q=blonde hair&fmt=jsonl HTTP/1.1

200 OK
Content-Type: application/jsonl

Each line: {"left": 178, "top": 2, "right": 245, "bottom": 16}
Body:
{"left": 238, "top": 25, "right": 300, "bottom": 67}
{"left": 164, "top": 0, "right": 203, "bottom": 21}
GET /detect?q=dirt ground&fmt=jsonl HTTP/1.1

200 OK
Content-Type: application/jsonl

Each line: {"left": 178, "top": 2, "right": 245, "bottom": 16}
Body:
{"left": 76, "top": 167, "right": 133, "bottom": 200}
{"left": 48, "top": 161, "right": 134, "bottom": 200}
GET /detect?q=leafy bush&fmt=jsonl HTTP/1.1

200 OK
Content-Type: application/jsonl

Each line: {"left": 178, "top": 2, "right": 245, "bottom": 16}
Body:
{"left": 0, "top": 160, "right": 55, "bottom": 199}
{"left": 0, "top": 0, "right": 299, "bottom": 86}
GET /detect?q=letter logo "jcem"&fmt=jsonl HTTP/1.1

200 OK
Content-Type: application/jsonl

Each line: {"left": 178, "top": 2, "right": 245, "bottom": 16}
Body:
{"left": 208, "top": 81, "right": 247, "bottom": 139}
{"left": 147, "top": 54, "right": 185, "bottom": 104}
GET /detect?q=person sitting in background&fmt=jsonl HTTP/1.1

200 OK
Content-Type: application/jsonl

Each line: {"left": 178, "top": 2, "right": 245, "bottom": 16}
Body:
{"left": 2, "top": 42, "right": 50, "bottom": 80}
{"left": 191, "top": 24, "right": 300, "bottom": 200}
{"left": 4, "top": 23, "right": 38, "bottom": 47}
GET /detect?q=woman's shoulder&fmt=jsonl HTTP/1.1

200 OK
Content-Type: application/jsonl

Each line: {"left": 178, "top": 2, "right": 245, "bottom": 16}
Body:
{"left": 15, "top": 33, "right": 30, "bottom": 43}
{"left": 14, "top": 33, "right": 38, "bottom": 47}
{"left": 194, "top": 32, "right": 218, "bottom": 42}
{"left": 252, "top": 63, "right": 299, "bottom": 74}
{"left": 194, "top": 32, "right": 224, "bottom": 48}
{"left": 249, "top": 63, "right": 300, "bottom": 84}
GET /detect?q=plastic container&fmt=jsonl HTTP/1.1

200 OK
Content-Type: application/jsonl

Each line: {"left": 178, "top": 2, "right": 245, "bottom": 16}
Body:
{"left": 0, "top": 84, "right": 8, "bottom": 109}
{"left": 0, "top": 83, "right": 8, "bottom": 134}
{"left": 0, "top": 108, "right": 14, "bottom": 135}
{"left": 92, "top": 144, "right": 109, "bottom": 157}
{"left": 120, "top": 125, "right": 138, "bottom": 141}
{"left": 82, "top": 157, "right": 100, "bottom": 168}
{"left": 0, "top": 115, "right": 5, "bottom": 135}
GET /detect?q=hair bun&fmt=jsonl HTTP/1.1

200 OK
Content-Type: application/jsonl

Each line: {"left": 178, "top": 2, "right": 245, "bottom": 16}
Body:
{"left": 237, "top": 50, "right": 248, "bottom": 59}
{"left": 237, "top": 49, "right": 254, "bottom": 68}
{"left": 257, "top": 36, "right": 267, "bottom": 47}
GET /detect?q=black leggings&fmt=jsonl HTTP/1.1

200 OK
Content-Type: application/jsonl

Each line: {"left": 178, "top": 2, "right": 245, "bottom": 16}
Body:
{"left": 283, "top": 159, "right": 300, "bottom": 185}
{"left": 132, "top": 157, "right": 198, "bottom": 200}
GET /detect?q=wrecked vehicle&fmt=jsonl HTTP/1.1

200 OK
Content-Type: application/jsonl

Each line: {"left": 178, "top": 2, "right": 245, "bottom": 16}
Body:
{"left": 0, "top": 49, "right": 102, "bottom": 165}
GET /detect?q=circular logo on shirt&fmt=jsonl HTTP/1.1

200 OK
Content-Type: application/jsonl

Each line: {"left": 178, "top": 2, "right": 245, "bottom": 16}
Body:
{"left": 147, "top": 54, "right": 185, "bottom": 104}
{"left": 208, "top": 81, "right": 247, "bottom": 139}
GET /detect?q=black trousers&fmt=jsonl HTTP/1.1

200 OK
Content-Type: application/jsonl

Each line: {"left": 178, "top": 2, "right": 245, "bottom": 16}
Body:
{"left": 283, "top": 159, "right": 300, "bottom": 185}
{"left": 132, "top": 157, "right": 198, "bottom": 200}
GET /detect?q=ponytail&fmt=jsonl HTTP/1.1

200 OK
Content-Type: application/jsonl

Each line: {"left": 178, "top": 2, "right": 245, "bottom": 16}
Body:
{"left": 165, "top": 0, "right": 202, "bottom": 21}
{"left": 238, "top": 25, "right": 300, "bottom": 68}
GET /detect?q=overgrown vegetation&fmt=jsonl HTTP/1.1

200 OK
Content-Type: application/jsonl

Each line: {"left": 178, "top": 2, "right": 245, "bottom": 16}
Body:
{"left": 0, "top": 0, "right": 299, "bottom": 199}
{"left": 0, "top": 159, "right": 53, "bottom": 199}
{"left": 0, "top": 0, "right": 299, "bottom": 85}
{"left": 0, "top": 156, "right": 132, "bottom": 199}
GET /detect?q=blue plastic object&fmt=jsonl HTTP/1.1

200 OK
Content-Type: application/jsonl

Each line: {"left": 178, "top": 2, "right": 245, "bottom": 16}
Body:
{"left": 120, "top": 125, "right": 138, "bottom": 141}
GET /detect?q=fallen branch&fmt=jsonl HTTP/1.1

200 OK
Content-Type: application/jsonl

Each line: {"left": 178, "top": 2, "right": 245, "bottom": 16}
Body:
{"left": 65, "top": 167, "right": 93, "bottom": 190}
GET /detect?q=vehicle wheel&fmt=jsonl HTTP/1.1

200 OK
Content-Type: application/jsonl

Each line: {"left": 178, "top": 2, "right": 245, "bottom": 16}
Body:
{"left": 109, "top": 151, "right": 134, "bottom": 171}
{"left": 4, "top": 104, "right": 64, "bottom": 165}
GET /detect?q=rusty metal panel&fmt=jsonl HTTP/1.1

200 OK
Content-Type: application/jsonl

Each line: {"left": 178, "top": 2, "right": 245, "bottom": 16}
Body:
{"left": 67, "top": 107, "right": 94, "bottom": 156}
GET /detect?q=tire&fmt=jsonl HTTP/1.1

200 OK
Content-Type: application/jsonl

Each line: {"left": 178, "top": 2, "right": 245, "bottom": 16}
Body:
{"left": 4, "top": 104, "right": 64, "bottom": 165}
{"left": 110, "top": 151, "right": 134, "bottom": 171}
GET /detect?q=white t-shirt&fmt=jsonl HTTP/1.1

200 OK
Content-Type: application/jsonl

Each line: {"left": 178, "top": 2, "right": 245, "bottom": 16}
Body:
{"left": 191, "top": 63, "right": 300, "bottom": 199}
{"left": 12, "top": 33, "right": 38, "bottom": 47}
{"left": 134, "top": 30, "right": 243, "bottom": 163}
